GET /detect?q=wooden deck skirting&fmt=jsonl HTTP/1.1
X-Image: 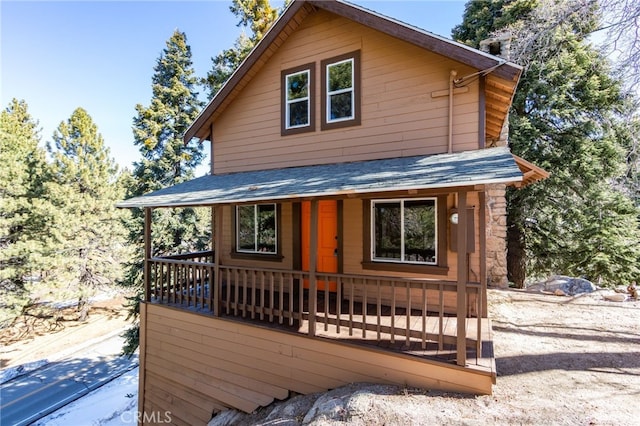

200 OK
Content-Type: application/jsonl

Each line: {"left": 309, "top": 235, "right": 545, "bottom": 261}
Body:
{"left": 139, "top": 302, "right": 495, "bottom": 424}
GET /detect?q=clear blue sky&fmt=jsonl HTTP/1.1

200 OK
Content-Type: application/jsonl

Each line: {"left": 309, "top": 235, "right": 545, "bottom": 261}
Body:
{"left": 2, "top": 0, "right": 466, "bottom": 175}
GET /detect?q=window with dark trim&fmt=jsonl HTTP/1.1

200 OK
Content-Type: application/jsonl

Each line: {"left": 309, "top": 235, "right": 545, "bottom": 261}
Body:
{"left": 372, "top": 198, "right": 437, "bottom": 265}
{"left": 235, "top": 204, "right": 277, "bottom": 254}
{"left": 321, "top": 50, "right": 361, "bottom": 130}
{"left": 362, "top": 196, "right": 448, "bottom": 275}
{"left": 281, "top": 63, "right": 315, "bottom": 135}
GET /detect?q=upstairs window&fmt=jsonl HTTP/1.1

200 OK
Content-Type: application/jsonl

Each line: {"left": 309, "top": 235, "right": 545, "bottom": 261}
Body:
{"left": 372, "top": 198, "right": 437, "bottom": 265}
{"left": 281, "top": 63, "right": 315, "bottom": 135}
{"left": 236, "top": 204, "right": 277, "bottom": 254}
{"left": 321, "top": 50, "right": 361, "bottom": 130}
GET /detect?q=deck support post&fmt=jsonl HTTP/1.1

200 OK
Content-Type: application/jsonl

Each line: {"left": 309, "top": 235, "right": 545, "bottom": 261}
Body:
{"left": 144, "top": 207, "right": 152, "bottom": 302}
{"left": 456, "top": 191, "right": 468, "bottom": 366}
{"left": 309, "top": 199, "right": 318, "bottom": 337}
{"left": 213, "top": 205, "right": 222, "bottom": 316}
{"left": 479, "top": 190, "right": 487, "bottom": 318}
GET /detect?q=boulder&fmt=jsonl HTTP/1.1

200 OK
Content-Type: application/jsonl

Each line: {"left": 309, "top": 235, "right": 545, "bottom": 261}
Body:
{"left": 528, "top": 275, "right": 596, "bottom": 296}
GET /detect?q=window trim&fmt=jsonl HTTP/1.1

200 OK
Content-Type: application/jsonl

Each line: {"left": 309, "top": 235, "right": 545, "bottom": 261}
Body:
{"left": 281, "top": 63, "right": 315, "bottom": 136}
{"left": 232, "top": 203, "right": 282, "bottom": 260}
{"left": 371, "top": 198, "right": 438, "bottom": 265}
{"left": 362, "top": 196, "right": 448, "bottom": 275}
{"left": 321, "top": 50, "right": 361, "bottom": 130}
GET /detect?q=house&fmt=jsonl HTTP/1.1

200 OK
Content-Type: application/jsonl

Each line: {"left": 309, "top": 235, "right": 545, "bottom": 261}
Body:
{"left": 117, "top": 0, "right": 548, "bottom": 424}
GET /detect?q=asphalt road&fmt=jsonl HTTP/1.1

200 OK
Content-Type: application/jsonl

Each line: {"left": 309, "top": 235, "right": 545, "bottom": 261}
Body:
{"left": 0, "top": 333, "right": 138, "bottom": 426}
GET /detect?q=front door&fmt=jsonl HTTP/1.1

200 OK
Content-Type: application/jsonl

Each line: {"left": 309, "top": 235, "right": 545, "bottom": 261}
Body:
{"left": 302, "top": 200, "right": 338, "bottom": 291}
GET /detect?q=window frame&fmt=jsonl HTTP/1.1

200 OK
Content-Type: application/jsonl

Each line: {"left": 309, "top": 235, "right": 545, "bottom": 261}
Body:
{"left": 321, "top": 50, "right": 361, "bottom": 130}
{"left": 370, "top": 198, "right": 438, "bottom": 265}
{"left": 362, "top": 196, "right": 448, "bottom": 275}
{"left": 281, "top": 63, "right": 315, "bottom": 136}
{"left": 233, "top": 203, "right": 281, "bottom": 259}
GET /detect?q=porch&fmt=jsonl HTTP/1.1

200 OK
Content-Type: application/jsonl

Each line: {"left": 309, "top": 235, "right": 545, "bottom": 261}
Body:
{"left": 145, "top": 250, "right": 494, "bottom": 372}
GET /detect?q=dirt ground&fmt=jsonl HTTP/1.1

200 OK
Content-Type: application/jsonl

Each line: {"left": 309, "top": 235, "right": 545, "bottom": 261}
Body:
{"left": 213, "top": 288, "right": 640, "bottom": 426}
{"left": 0, "top": 295, "right": 132, "bottom": 369}
{"left": 2, "top": 289, "right": 639, "bottom": 425}
{"left": 482, "top": 288, "right": 640, "bottom": 425}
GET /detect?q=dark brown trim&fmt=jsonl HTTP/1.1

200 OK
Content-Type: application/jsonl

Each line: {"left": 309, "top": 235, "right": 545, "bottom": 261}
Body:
{"left": 478, "top": 76, "right": 486, "bottom": 149}
{"left": 337, "top": 200, "right": 344, "bottom": 274}
{"left": 281, "top": 62, "right": 316, "bottom": 136}
{"left": 362, "top": 195, "right": 449, "bottom": 274}
{"left": 292, "top": 202, "right": 302, "bottom": 270}
{"left": 321, "top": 50, "right": 361, "bottom": 131}
{"left": 231, "top": 203, "right": 283, "bottom": 262}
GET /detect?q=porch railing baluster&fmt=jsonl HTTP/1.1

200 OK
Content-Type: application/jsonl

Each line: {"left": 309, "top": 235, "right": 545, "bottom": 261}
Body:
{"left": 146, "top": 255, "right": 486, "bottom": 366}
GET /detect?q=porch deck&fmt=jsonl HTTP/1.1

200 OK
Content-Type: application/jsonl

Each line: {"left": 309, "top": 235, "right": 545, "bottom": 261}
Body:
{"left": 147, "top": 252, "right": 494, "bottom": 375}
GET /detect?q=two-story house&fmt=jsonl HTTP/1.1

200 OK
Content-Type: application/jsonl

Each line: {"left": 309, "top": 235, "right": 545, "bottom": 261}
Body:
{"left": 118, "top": 0, "right": 547, "bottom": 424}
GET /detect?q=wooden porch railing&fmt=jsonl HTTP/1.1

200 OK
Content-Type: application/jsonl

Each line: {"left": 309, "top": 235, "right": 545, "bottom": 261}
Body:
{"left": 147, "top": 252, "right": 483, "bottom": 366}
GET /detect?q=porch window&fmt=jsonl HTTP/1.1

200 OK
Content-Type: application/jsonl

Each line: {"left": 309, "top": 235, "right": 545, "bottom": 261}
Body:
{"left": 372, "top": 198, "right": 437, "bottom": 265}
{"left": 281, "top": 63, "right": 315, "bottom": 135}
{"left": 321, "top": 51, "right": 361, "bottom": 130}
{"left": 236, "top": 204, "right": 277, "bottom": 254}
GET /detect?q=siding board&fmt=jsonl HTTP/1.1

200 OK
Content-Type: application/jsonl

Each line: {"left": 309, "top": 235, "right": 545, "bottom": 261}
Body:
{"left": 212, "top": 11, "right": 479, "bottom": 175}
{"left": 141, "top": 304, "right": 492, "bottom": 419}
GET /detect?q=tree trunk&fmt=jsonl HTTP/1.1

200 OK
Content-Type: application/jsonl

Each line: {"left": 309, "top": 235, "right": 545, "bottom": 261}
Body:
{"left": 507, "top": 218, "right": 527, "bottom": 288}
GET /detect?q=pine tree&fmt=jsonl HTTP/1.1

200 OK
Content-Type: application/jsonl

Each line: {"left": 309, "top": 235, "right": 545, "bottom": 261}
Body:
{"left": 45, "top": 107, "right": 130, "bottom": 316}
{"left": 453, "top": 0, "right": 640, "bottom": 287}
{"left": 0, "top": 99, "right": 49, "bottom": 323}
{"left": 122, "top": 30, "right": 210, "bottom": 354}
{"left": 204, "top": 0, "right": 281, "bottom": 97}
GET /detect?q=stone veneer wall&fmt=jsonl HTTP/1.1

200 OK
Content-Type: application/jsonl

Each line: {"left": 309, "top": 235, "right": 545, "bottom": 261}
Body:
{"left": 485, "top": 183, "right": 509, "bottom": 287}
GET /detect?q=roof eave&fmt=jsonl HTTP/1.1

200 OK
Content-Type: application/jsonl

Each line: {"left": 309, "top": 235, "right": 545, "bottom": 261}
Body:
{"left": 183, "top": 0, "right": 523, "bottom": 144}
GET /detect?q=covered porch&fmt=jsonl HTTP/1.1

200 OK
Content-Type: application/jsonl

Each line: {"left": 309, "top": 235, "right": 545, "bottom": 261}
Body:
{"left": 145, "top": 250, "right": 493, "bottom": 369}
{"left": 118, "top": 147, "right": 543, "bottom": 417}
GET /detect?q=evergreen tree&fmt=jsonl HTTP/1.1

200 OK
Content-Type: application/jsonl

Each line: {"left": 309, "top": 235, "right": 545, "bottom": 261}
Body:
{"left": 122, "top": 30, "right": 210, "bottom": 354}
{"left": 44, "top": 107, "right": 129, "bottom": 314}
{"left": 0, "top": 99, "right": 49, "bottom": 323}
{"left": 453, "top": 0, "right": 640, "bottom": 286}
{"left": 204, "top": 0, "right": 281, "bottom": 97}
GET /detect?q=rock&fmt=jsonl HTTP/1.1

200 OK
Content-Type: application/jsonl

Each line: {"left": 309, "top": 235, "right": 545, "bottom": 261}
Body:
{"left": 603, "top": 293, "right": 627, "bottom": 302}
{"left": 528, "top": 275, "right": 596, "bottom": 296}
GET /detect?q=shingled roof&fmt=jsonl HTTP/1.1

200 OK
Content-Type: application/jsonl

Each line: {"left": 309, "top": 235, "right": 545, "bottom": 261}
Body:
{"left": 117, "top": 147, "right": 523, "bottom": 208}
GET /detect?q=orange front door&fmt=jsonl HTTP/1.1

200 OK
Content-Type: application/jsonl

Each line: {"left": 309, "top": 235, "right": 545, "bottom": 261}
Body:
{"left": 302, "top": 200, "right": 338, "bottom": 292}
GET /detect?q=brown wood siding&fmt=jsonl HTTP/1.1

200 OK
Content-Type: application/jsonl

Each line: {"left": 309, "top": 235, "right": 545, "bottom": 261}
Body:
{"left": 220, "top": 203, "right": 293, "bottom": 270}
{"left": 212, "top": 10, "right": 479, "bottom": 175}
{"left": 140, "top": 303, "right": 493, "bottom": 422}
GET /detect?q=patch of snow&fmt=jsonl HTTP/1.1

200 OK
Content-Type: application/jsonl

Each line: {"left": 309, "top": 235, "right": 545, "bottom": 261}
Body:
{"left": 32, "top": 367, "right": 139, "bottom": 426}
{"left": 0, "top": 359, "right": 48, "bottom": 384}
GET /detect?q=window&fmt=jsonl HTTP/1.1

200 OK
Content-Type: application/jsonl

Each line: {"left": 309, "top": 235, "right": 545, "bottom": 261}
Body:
{"left": 372, "top": 198, "right": 437, "bottom": 265}
{"left": 321, "top": 51, "right": 361, "bottom": 130}
{"left": 281, "top": 63, "right": 315, "bottom": 135}
{"left": 236, "top": 204, "right": 277, "bottom": 254}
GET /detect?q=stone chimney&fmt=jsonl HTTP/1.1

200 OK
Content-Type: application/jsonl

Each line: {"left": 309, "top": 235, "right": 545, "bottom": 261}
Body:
{"left": 480, "top": 34, "right": 512, "bottom": 288}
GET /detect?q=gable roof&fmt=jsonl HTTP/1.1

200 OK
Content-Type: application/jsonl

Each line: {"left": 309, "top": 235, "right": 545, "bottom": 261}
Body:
{"left": 117, "top": 147, "right": 523, "bottom": 209}
{"left": 183, "top": 0, "right": 522, "bottom": 144}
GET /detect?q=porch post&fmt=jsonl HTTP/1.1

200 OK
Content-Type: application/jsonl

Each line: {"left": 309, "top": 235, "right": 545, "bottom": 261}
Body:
{"left": 479, "top": 190, "right": 487, "bottom": 318}
{"left": 308, "top": 199, "right": 318, "bottom": 336}
{"left": 144, "top": 207, "right": 152, "bottom": 302}
{"left": 456, "top": 191, "right": 468, "bottom": 366}
{"left": 213, "top": 205, "right": 222, "bottom": 316}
